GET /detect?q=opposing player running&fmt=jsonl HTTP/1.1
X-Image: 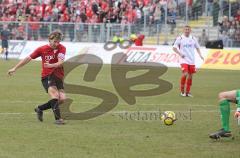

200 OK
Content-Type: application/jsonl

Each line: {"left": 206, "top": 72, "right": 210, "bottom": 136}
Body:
{"left": 8, "top": 31, "right": 66, "bottom": 125}
{"left": 173, "top": 25, "right": 204, "bottom": 97}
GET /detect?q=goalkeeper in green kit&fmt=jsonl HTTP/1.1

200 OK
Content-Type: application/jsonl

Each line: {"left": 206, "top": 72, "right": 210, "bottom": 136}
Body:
{"left": 209, "top": 90, "right": 240, "bottom": 139}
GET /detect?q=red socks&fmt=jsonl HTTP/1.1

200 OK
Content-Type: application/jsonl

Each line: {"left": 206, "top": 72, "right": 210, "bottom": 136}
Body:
{"left": 180, "top": 75, "right": 187, "bottom": 93}
{"left": 186, "top": 78, "right": 192, "bottom": 94}
{"left": 180, "top": 75, "right": 192, "bottom": 94}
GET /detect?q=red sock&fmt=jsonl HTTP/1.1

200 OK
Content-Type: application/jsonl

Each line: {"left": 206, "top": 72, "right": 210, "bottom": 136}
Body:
{"left": 180, "top": 75, "right": 187, "bottom": 93}
{"left": 186, "top": 78, "right": 192, "bottom": 94}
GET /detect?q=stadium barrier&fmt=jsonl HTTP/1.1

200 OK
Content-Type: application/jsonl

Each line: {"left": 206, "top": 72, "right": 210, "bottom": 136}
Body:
{"left": 13, "top": 41, "right": 240, "bottom": 70}
{"left": 0, "top": 40, "right": 26, "bottom": 59}
{"left": 202, "top": 48, "right": 240, "bottom": 70}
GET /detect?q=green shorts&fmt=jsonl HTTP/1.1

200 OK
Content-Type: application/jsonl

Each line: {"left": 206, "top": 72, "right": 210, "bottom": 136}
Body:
{"left": 236, "top": 90, "right": 240, "bottom": 107}
{"left": 236, "top": 90, "right": 240, "bottom": 98}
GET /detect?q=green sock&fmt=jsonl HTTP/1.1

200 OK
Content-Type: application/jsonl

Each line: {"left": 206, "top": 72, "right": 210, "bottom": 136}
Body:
{"left": 236, "top": 90, "right": 240, "bottom": 109}
{"left": 219, "top": 100, "right": 230, "bottom": 131}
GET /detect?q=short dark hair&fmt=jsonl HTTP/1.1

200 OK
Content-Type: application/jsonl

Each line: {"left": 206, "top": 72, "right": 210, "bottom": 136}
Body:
{"left": 48, "top": 31, "right": 63, "bottom": 41}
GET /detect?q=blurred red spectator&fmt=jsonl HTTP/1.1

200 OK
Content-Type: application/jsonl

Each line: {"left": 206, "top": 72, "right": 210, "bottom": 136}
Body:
{"left": 235, "top": 9, "right": 240, "bottom": 22}
{"left": 59, "top": 11, "right": 69, "bottom": 22}
{"left": 28, "top": 16, "right": 40, "bottom": 40}
{"left": 101, "top": 0, "right": 109, "bottom": 12}
{"left": 86, "top": 6, "right": 93, "bottom": 19}
{"left": 13, "top": 23, "right": 26, "bottom": 40}
{"left": 125, "top": 5, "right": 137, "bottom": 23}
{"left": 130, "top": 34, "right": 145, "bottom": 46}
{"left": 143, "top": 0, "right": 150, "bottom": 6}
{"left": 1, "top": 13, "right": 11, "bottom": 21}
{"left": 56, "top": 1, "right": 67, "bottom": 14}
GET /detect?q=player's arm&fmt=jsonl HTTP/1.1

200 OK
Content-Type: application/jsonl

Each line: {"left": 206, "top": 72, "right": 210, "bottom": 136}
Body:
{"left": 194, "top": 37, "right": 204, "bottom": 61}
{"left": 44, "top": 50, "right": 65, "bottom": 68}
{"left": 8, "top": 56, "right": 32, "bottom": 76}
{"left": 173, "top": 47, "right": 184, "bottom": 58}
{"left": 196, "top": 47, "right": 204, "bottom": 61}
{"left": 44, "top": 58, "right": 64, "bottom": 68}
{"left": 8, "top": 47, "right": 41, "bottom": 76}
{"left": 234, "top": 95, "right": 240, "bottom": 118}
{"left": 235, "top": 108, "right": 240, "bottom": 118}
{"left": 172, "top": 37, "right": 184, "bottom": 58}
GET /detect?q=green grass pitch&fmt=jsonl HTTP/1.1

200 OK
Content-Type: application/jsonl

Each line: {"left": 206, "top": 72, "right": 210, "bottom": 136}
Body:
{"left": 0, "top": 59, "right": 240, "bottom": 158}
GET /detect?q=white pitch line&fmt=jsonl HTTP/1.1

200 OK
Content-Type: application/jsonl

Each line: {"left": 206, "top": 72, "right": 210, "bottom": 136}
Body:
{"left": 0, "top": 110, "right": 236, "bottom": 115}
{"left": 0, "top": 100, "right": 215, "bottom": 107}
{"left": 0, "top": 112, "right": 48, "bottom": 115}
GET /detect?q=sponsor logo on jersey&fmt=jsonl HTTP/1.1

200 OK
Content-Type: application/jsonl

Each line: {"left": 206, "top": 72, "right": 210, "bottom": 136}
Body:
{"left": 45, "top": 55, "right": 55, "bottom": 61}
{"left": 183, "top": 44, "right": 193, "bottom": 48}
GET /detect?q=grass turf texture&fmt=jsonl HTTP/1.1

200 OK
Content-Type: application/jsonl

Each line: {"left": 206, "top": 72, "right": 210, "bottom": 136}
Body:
{"left": 0, "top": 59, "right": 240, "bottom": 158}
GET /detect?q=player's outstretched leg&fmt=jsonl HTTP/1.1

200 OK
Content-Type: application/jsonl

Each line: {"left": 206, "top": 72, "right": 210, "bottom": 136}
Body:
{"left": 34, "top": 108, "right": 43, "bottom": 122}
{"left": 34, "top": 99, "right": 54, "bottom": 122}
{"left": 209, "top": 99, "right": 231, "bottom": 139}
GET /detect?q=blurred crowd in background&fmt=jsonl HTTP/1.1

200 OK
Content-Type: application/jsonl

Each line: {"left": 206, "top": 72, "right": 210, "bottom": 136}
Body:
{"left": 0, "top": 0, "right": 239, "bottom": 46}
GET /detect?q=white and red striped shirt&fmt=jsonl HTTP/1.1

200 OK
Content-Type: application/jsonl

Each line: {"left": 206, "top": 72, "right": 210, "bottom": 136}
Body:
{"left": 173, "top": 34, "right": 200, "bottom": 65}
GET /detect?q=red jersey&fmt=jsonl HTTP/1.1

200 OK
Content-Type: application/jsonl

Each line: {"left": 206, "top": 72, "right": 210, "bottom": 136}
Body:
{"left": 30, "top": 44, "right": 66, "bottom": 79}
{"left": 134, "top": 34, "right": 145, "bottom": 46}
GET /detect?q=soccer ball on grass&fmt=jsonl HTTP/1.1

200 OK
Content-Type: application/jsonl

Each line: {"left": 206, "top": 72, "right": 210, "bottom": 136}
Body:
{"left": 161, "top": 111, "right": 177, "bottom": 126}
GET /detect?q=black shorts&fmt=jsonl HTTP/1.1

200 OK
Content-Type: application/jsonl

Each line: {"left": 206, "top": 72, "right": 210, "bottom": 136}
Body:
{"left": 2, "top": 40, "right": 8, "bottom": 48}
{"left": 41, "top": 74, "right": 64, "bottom": 93}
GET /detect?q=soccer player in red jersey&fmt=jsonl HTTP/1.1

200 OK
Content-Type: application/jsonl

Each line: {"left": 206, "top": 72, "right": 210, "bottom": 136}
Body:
{"left": 8, "top": 31, "right": 66, "bottom": 125}
{"left": 130, "top": 34, "right": 145, "bottom": 46}
{"left": 173, "top": 25, "right": 204, "bottom": 97}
